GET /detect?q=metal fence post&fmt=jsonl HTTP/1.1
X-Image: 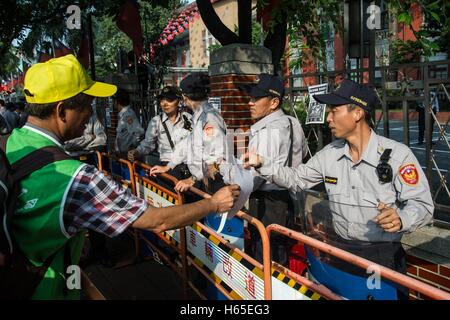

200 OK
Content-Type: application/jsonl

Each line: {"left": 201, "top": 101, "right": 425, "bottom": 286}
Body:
{"left": 402, "top": 97, "right": 410, "bottom": 147}
{"left": 381, "top": 68, "right": 389, "bottom": 138}
{"left": 424, "top": 66, "right": 433, "bottom": 182}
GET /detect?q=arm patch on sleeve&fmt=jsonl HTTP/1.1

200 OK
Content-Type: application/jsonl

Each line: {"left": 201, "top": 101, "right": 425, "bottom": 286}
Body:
{"left": 204, "top": 124, "right": 215, "bottom": 137}
{"left": 399, "top": 163, "right": 419, "bottom": 186}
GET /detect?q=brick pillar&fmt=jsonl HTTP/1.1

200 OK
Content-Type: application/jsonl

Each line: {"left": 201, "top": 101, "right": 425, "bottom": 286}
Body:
{"left": 209, "top": 44, "right": 273, "bottom": 157}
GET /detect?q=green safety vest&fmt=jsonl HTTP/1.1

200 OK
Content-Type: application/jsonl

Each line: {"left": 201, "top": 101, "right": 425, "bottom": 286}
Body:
{"left": 6, "top": 126, "right": 87, "bottom": 300}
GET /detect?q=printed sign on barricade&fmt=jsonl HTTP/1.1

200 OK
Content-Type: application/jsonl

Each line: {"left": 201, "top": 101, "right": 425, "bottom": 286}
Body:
{"left": 136, "top": 177, "right": 323, "bottom": 300}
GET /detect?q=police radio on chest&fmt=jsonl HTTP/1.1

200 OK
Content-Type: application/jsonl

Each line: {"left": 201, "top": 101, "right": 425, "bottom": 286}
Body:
{"left": 376, "top": 149, "right": 393, "bottom": 183}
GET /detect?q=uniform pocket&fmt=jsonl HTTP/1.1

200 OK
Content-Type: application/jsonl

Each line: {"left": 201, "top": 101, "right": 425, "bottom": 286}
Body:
{"left": 326, "top": 184, "right": 348, "bottom": 196}
{"left": 363, "top": 192, "right": 379, "bottom": 206}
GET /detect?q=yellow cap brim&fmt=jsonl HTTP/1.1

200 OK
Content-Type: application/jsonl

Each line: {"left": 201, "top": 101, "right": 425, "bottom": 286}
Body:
{"left": 83, "top": 81, "right": 117, "bottom": 98}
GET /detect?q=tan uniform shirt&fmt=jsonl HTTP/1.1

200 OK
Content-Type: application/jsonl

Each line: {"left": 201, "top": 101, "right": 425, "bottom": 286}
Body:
{"left": 258, "top": 130, "right": 434, "bottom": 242}
{"left": 169, "top": 101, "right": 227, "bottom": 181}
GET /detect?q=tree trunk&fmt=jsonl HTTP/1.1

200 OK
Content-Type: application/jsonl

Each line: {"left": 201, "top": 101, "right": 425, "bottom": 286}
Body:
{"left": 196, "top": 0, "right": 239, "bottom": 45}
{"left": 264, "top": 16, "right": 287, "bottom": 75}
{"left": 238, "top": 0, "right": 252, "bottom": 44}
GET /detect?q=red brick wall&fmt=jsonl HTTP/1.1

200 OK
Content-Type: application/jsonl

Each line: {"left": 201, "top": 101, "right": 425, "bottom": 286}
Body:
{"left": 397, "top": 3, "right": 423, "bottom": 43}
{"left": 406, "top": 254, "right": 450, "bottom": 299}
{"left": 396, "top": 2, "right": 423, "bottom": 81}
{"left": 334, "top": 29, "right": 344, "bottom": 71}
{"left": 301, "top": 47, "right": 318, "bottom": 87}
{"left": 210, "top": 74, "right": 256, "bottom": 156}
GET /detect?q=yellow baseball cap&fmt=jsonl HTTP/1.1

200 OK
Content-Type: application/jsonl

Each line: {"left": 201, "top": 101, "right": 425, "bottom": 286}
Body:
{"left": 24, "top": 54, "right": 117, "bottom": 104}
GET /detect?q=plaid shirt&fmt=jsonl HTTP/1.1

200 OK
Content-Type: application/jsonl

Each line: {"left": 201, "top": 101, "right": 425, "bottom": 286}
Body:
{"left": 64, "top": 164, "right": 148, "bottom": 237}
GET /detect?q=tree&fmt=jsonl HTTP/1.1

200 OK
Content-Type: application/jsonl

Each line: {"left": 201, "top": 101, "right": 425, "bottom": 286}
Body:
{"left": 93, "top": 16, "right": 132, "bottom": 79}
{"left": 93, "top": 0, "right": 180, "bottom": 80}
{"left": 0, "top": 0, "right": 181, "bottom": 80}
{"left": 196, "top": 0, "right": 342, "bottom": 74}
{"left": 390, "top": 0, "right": 450, "bottom": 63}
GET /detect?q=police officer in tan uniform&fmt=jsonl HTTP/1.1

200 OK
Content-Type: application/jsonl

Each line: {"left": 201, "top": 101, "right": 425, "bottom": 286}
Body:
{"left": 151, "top": 74, "right": 228, "bottom": 194}
{"left": 239, "top": 73, "right": 308, "bottom": 265}
{"left": 128, "top": 86, "right": 192, "bottom": 180}
{"left": 114, "top": 88, "right": 144, "bottom": 155}
{"left": 245, "top": 79, "right": 434, "bottom": 299}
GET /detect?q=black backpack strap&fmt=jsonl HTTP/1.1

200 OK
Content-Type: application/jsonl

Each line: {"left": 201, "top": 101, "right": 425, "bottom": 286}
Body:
{"left": 0, "top": 134, "right": 10, "bottom": 153}
{"left": 161, "top": 116, "right": 175, "bottom": 150}
{"left": 11, "top": 146, "right": 72, "bottom": 182}
{"left": 12, "top": 147, "right": 72, "bottom": 270}
{"left": 1, "top": 141, "right": 73, "bottom": 295}
{"left": 285, "top": 118, "right": 294, "bottom": 167}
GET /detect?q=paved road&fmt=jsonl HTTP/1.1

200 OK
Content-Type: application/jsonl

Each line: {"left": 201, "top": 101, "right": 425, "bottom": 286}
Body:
{"left": 374, "top": 119, "right": 450, "bottom": 223}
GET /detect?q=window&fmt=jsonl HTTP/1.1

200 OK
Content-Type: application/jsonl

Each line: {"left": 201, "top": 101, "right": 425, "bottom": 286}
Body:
{"left": 203, "top": 28, "right": 218, "bottom": 59}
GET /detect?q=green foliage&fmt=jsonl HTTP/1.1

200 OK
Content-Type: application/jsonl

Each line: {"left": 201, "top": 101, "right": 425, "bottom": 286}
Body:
{"left": 0, "top": 0, "right": 181, "bottom": 82}
{"left": 390, "top": 39, "right": 424, "bottom": 64}
{"left": 272, "top": 0, "right": 343, "bottom": 72}
{"left": 390, "top": 0, "right": 450, "bottom": 62}
{"left": 251, "top": 21, "right": 264, "bottom": 45}
{"left": 94, "top": 16, "right": 132, "bottom": 79}
{"left": 95, "top": 0, "right": 180, "bottom": 79}
{"left": 0, "top": 47, "right": 20, "bottom": 77}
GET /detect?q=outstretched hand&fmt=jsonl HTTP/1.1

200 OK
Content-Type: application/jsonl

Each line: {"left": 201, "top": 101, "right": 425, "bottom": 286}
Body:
{"left": 210, "top": 184, "right": 241, "bottom": 213}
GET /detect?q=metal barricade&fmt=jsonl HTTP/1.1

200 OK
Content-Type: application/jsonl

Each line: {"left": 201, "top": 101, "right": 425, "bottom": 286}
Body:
{"left": 267, "top": 224, "right": 450, "bottom": 300}
{"left": 132, "top": 161, "right": 190, "bottom": 298}
{"left": 96, "top": 152, "right": 136, "bottom": 194}
{"left": 130, "top": 166, "right": 273, "bottom": 300}
{"left": 95, "top": 152, "right": 140, "bottom": 265}
{"left": 93, "top": 156, "right": 327, "bottom": 300}
{"left": 267, "top": 189, "right": 450, "bottom": 300}
{"left": 187, "top": 186, "right": 273, "bottom": 300}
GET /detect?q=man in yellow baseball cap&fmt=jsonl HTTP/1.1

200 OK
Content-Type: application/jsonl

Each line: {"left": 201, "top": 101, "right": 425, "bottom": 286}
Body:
{"left": 1, "top": 54, "right": 240, "bottom": 300}
{"left": 24, "top": 54, "right": 117, "bottom": 104}
{"left": 21, "top": 54, "right": 117, "bottom": 141}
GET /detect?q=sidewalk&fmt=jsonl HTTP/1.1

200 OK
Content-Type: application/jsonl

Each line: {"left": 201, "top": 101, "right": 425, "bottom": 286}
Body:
{"left": 376, "top": 111, "right": 449, "bottom": 123}
{"left": 83, "top": 233, "right": 185, "bottom": 299}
